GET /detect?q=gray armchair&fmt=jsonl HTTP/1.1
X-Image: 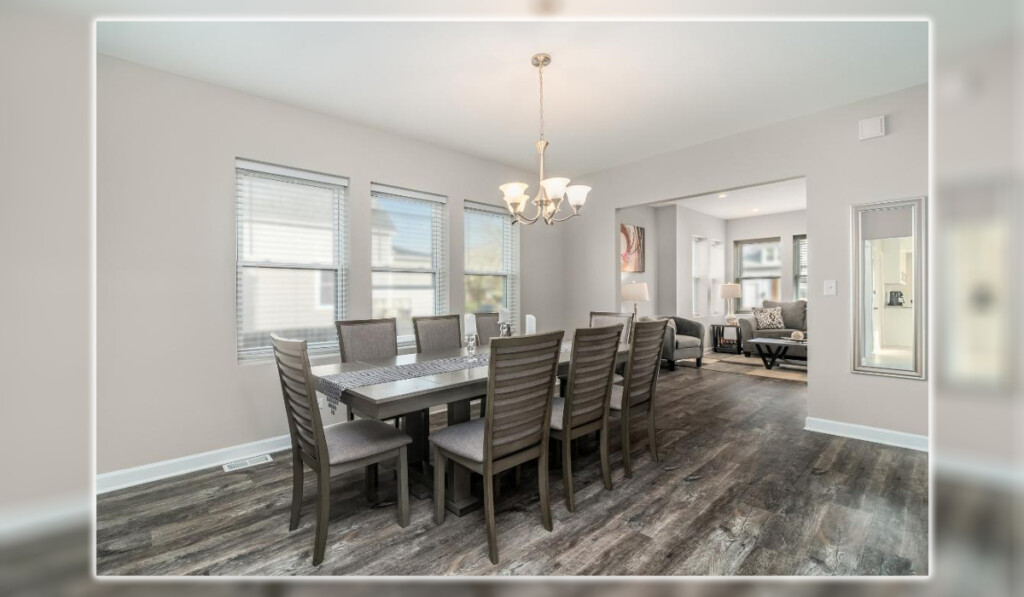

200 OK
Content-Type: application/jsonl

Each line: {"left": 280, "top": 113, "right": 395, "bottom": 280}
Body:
{"left": 660, "top": 316, "right": 705, "bottom": 370}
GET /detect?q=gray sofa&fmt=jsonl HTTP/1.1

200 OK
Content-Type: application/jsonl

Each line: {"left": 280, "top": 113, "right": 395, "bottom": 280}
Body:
{"left": 738, "top": 300, "right": 808, "bottom": 358}
{"left": 658, "top": 316, "right": 705, "bottom": 370}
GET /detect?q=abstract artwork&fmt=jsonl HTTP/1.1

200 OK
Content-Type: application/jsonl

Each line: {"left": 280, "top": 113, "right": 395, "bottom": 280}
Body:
{"left": 620, "top": 223, "right": 645, "bottom": 272}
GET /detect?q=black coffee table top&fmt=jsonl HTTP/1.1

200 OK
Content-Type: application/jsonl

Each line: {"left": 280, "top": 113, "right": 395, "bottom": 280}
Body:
{"left": 749, "top": 337, "right": 808, "bottom": 346}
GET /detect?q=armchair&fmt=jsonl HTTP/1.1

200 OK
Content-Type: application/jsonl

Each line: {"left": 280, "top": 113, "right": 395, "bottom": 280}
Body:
{"left": 661, "top": 316, "right": 705, "bottom": 370}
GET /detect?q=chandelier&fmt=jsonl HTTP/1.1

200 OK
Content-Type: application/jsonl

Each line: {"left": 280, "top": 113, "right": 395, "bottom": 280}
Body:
{"left": 500, "top": 53, "right": 590, "bottom": 226}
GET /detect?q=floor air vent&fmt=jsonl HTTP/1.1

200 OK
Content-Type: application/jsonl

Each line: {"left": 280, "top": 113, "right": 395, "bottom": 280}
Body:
{"left": 222, "top": 454, "right": 273, "bottom": 472}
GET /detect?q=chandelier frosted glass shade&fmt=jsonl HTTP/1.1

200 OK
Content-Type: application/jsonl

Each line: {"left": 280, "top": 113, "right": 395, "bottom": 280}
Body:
{"left": 564, "top": 185, "right": 591, "bottom": 209}
{"left": 499, "top": 182, "right": 529, "bottom": 200}
{"left": 540, "top": 177, "right": 571, "bottom": 201}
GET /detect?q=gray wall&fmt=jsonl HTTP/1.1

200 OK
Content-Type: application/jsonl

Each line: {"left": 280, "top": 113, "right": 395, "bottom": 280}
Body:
{"left": 97, "top": 56, "right": 565, "bottom": 473}
{"left": 725, "top": 209, "right": 808, "bottom": 304}
{"left": 654, "top": 205, "right": 677, "bottom": 317}
{"left": 565, "top": 84, "right": 928, "bottom": 436}
{"left": 615, "top": 205, "right": 659, "bottom": 317}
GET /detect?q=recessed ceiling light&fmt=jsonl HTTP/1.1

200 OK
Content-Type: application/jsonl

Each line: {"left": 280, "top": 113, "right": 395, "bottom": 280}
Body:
{"left": 752, "top": 208, "right": 761, "bottom": 213}
{"left": 718, "top": 193, "right": 728, "bottom": 198}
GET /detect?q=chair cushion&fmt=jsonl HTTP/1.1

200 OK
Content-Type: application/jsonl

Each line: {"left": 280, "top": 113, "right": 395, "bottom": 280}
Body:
{"left": 550, "top": 396, "right": 566, "bottom": 430}
{"left": 430, "top": 418, "right": 485, "bottom": 463}
{"left": 763, "top": 300, "right": 807, "bottom": 331}
{"left": 675, "top": 335, "right": 702, "bottom": 350}
{"left": 325, "top": 418, "right": 411, "bottom": 466}
{"left": 609, "top": 384, "right": 623, "bottom": 411}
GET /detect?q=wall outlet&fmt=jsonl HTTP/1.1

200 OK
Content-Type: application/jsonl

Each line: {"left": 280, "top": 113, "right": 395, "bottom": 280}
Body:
{"left": 824, "top": 280, "right": 837, "bottom": 296}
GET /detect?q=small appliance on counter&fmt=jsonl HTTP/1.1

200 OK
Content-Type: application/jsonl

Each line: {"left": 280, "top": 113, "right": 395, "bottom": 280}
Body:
{"left": 887, "top": 290, "right": 905, "bottom": 306}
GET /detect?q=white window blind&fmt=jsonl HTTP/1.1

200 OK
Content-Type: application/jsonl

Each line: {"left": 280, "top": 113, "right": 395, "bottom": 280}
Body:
{"left": 794, "top": 235, "right": 808, "bottom": 300}
{"left": 735, "top": 237, "right": 782, "bottom": 311}
{"left": 692, "top": 237, "right": 724, "bottom": 317}
{"left": 464, "top": 201, "right": 520, "bottom": 327}
{"left": 235, "top": 159, "right": 348, "bottom": 360}
{"left": 370, "top": 183, "right": 448, "bottom": 344}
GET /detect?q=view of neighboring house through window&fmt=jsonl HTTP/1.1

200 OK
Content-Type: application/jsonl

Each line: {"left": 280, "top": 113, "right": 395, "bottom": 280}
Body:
{"left": 735, "top": 237, "right": 782, "bottom": 311}
{"left": 235, "top": 159, "right": 348, "bottom": 360}
{"left": 794, "top": 234, "right": 808, "bottom": 301}
{"left": 370, "top": 183, "right": 447, "bottom": 343}
{"left": 464, "top": 201, "right": 520, "bottom": 324}
{"left": 691, "top": 236, "right": 724, "bottom": 317}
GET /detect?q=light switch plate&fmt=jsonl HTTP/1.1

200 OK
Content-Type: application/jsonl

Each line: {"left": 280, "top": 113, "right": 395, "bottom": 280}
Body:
{"left": 824, "top": 280, "right": 837, "bottom": 296}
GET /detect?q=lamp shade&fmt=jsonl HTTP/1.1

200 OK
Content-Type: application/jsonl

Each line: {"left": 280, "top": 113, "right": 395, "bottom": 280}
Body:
{"left": 720, "top": 283, "right": 742, "bottom": 299}
{"left": 564, "top": 185, "right": 591, "bottom": 209}
{"left": 621, "top": 281, "right": 650, "bottom": 302}
{"left": 540, "top": 177, "right": 571, "bottom": 200}
{"left": 499, "top": 182, "right": 529, "bottom": 200}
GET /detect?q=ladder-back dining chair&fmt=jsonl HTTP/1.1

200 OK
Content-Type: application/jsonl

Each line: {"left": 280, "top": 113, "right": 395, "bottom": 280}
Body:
{"left": 429, "top": 330, "right": 565, "bottom": 564}
{"left": 336, "top": 318, "right": 399, "bottom": 421}
{"left": 589, "top": 311, "right": 634, "bottom": 345}
{"left": 608, "top": 318, "right": 668, "bottom": 479}
{"left": 474, "top": 312, "right": 501, "bottom": 346}
{"left": 550, "top": 324, "right": 623, "bottom": 512}
{"left": 271, "top": 334, "right": 411, "bottom": 566}
{"left": 412, "top": 314, "right": 462, "bottom": 353}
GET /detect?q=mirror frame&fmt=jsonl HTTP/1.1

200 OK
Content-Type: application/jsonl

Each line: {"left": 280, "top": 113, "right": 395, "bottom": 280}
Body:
{"left": 851, "top": 196, "right": 927, "bottom": 380}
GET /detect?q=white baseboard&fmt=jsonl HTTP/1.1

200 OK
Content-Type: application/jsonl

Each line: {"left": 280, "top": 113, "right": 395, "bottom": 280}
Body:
{"left": 804, "top": 417, "right": 928, "bottom": 452}
{"left": 0, "top": 495, "right": 89, "bottom": 545}
{"left": 96, "top": 433, "right": 292, "bottom": 494}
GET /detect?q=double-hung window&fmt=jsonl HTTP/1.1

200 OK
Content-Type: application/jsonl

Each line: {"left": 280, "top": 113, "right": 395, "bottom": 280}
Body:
{"left": 735, "top": 237, "right": 782, "bottom": 311}
{"left": 793, "top": 234, "right": 808, "bottom": 301}
{"left": 370, "top": 183, "right": 448, "bottom": 344}
{"left": 691, "top": 237, "right": 724, "bottom": 317}
{"left": 464, "top": 201, "right": 520, "bottom": 324}
{"left": 235, "top": 159, "right": 348, "bottom": 360}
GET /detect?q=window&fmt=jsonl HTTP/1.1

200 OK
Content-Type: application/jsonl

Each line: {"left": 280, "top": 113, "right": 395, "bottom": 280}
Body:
{"left": 735, "top": 237, "right": 782, "bottom": 311}
{"left": 691, "top": 237, "right": 724, "bottom": 317}
{"left": 464, "top": 201, "right": 520, "bottom": 325}
{"left": 235, "top": 159, "right": 347, "bottom": 360}
{"left": 370, "top": 183, "right": 447, "bottom": 344}
{"left": 794, "top": 234, "right": 808, "bottom": 301}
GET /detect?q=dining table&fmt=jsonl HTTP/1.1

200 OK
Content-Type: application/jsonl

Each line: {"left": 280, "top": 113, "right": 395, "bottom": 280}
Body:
{"left": 311, "top": 341, "right": 630, "bottom": 516}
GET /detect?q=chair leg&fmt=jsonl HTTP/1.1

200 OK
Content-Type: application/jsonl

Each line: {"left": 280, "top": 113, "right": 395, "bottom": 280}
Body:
{"left": 347, "top": 409, "right": 355, "bottom": 421}
{"left": 647, "top": 405, "right": 659, "bottom": 462}
{"left": 600, "top": 426, "right": 613, "bottom": 490}
{"left": 397, "top": 447, "right": 410, "bottom": 527}
{"left": 562, "top": 435, "right": 575, "bottom": 512}
{"left": 433, "top": 445, "right": 446, "bottom": 525}
{"left": 539, "top": 448, "right": 553, "bottom": 531}
{"left": 289, "top": 452, "right": 303, "bottom": 531}
{"left": 312, "top": 474, "right": 330, "bottom": 566}
{"left": 483, "top": 471, "right": 499, "bottom": 564}
{"left": 669, "top": 360, "right": 676, "bottom": 371}
{"left": 514, "top": 464, "right": 522, "bottom": 487}
{"left": 622, "top": 416, "right": 633, "bottom": 479}
{"left": 696, "top": 357, "right": 703, "bottom": 368}
{"left": 365, "top": 464, "right": 378, "bottom": 503}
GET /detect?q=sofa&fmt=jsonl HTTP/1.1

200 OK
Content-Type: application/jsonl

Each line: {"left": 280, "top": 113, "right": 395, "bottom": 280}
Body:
{"left": 738, "top": 300, "right": 808, "bottom": 358}
{"left": 656, "top": 316, "right": 705, "bottom": 370}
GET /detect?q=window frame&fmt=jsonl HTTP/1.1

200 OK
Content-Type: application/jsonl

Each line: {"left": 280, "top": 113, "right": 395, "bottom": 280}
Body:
{"left": 235, "top": 158, "right": 348, "bottom": 361}
{"left": 734, "top": 236, "right": 783, "bottom": 313}
{"left": 369, "top": 183, "right": 448, "bottom": 346}
{"left": 463, "top": 200, "right": 521, "bottom": 327}
{"left": 793, "top": 234, "right": 808, "bottom": 301}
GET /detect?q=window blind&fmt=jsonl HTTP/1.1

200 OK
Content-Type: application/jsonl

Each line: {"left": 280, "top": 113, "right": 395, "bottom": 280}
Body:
{"left": 735, "top": 237, "right": 782, "bottom": 311}
{"left": 464, "top": 201, "right": 520, "bottom": 328}
{"left": 235, "top": 159, "right": 348, "bottom": 360}
{"left": 370, "top": 184, "right": 448, "bottom": 343}
{"left": 794, "top": 235, "right": 808, "bottom": 301}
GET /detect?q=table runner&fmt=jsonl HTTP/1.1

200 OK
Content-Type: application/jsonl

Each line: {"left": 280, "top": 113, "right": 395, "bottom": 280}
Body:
{"left": 316, "top": 342, "right": 574, "bottom": 413}
{"left": 317, "top": 353, "right": 489, "bottom": 413}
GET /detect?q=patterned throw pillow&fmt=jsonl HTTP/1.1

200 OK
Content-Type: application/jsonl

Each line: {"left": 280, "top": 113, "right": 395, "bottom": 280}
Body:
{"left": 753, "top": 307, "right": 785, "bottom": 330}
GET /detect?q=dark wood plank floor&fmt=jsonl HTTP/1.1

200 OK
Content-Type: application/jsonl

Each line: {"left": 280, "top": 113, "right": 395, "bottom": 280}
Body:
{"left": 96, "top": 365, "right": 928, "bottom": 576}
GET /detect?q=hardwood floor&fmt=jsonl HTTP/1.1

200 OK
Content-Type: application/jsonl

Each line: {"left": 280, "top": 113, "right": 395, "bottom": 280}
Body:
{"left": 95, "top": 365, "right": 928, "bottom": 576}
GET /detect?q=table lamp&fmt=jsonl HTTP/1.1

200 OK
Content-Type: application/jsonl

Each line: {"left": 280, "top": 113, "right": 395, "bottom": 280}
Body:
{"left": 721, "top": 283, "right": 741, "bottom": 325}
{"left": 621, "top": 281, "right": 650, "bottom": 318}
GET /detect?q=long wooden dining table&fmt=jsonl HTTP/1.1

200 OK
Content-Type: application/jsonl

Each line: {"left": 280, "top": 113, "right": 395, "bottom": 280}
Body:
{"left": 311, "top": 341, "right": 630, "bottom": 516}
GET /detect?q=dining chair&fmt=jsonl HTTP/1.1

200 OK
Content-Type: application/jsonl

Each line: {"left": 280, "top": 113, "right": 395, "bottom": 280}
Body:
{"left": 270, "top": 334, "right": 411, "bottom": 566}
{"left": 589, "top": 311, "right": 634, "bottom": 345}
{"left": 430, "top": 330, "right": 565, "bottom": 564}
{"left": 412, "top": 314, "right": 462, "bottom": 353}
{"left": 474, "top": 312, "right": 501, "bottom": 346}
{"left": 608, "top": 318, "right": 668, "bottom": 479}
{"left": 336, "top": 318, "right": 399, "bottom": 421}
{"left": 550, "top": 324, "right": 623, "bottom": 512}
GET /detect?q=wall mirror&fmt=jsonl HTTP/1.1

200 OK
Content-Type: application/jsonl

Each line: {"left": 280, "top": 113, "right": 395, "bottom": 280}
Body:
{"left": 852, "top": 197, "right": 926, "bottom": 379}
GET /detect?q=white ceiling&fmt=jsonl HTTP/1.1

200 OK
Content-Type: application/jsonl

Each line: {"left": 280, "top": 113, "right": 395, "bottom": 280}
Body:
{"left": 97, "top": 21, "right": 927, "bottom": 176}
{"left": 662, "top": 177, "right": 806, "bottom": 220}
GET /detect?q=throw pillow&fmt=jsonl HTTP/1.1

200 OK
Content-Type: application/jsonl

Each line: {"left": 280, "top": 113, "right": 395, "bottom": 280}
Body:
{"left": 753, "top": 306, "right": 785, "bottom": 330}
